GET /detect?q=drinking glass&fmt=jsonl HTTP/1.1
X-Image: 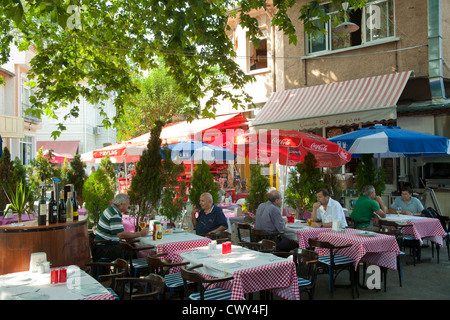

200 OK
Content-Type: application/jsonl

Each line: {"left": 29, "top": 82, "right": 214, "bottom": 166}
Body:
{"left": 307, "top": 219, "right": 313, "bottom": 227}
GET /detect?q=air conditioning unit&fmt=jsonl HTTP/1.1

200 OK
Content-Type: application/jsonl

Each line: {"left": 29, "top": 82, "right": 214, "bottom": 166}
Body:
{"left": 93, "top": 126, "right": 99, "bottom": 135}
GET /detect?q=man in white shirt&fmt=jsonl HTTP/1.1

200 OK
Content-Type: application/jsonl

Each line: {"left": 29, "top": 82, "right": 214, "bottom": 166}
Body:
{"left": 311, "top": 188, "right": 347, "bottom": 228}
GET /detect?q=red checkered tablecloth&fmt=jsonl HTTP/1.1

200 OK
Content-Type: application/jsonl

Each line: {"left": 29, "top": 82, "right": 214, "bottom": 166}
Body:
{"left": 174, "top": 247, "right": 300, "bottom": 301}
{"left": 293, "top": 227, "right": 331, "bottom": 249}
{"left": 401, "top": 218, "right": 446, "bottom": 247}
{"left": 316, "top": 229, "right": 401, "bottom": 270}
{"left": 80, "top": 293, "right": 115, "bottom": 300}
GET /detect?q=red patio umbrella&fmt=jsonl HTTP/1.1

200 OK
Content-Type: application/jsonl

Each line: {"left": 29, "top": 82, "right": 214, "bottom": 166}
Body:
{"left": 233, "top": 129, "right": 351, "bottom": 168}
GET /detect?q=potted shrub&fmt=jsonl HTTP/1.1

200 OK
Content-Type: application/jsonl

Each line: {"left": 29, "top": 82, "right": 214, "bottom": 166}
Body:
{"left": 245, "top": 163, "right": 270, "bottom": 214}
{"left": 355, "top": 154, "right": 386, "bottom": 195}
{"left": 188, "top": 161, "right": 219, "bottom": 210}
{"left": 159, "top": 146, "right": 187, "bottom": 226}
{"left": 83, "top": 168, "right": 115, "bottom": 228}
{"left": 3, "top": 181, "right": 33, "bottom": 223}
{"left": 285, "top": 152, "right": 326, "bottom": 219}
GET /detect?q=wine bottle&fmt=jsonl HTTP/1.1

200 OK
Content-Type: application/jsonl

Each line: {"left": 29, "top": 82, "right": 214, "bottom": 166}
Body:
{"left": 58, "top": 191, "right": 66, "bottom": 223}
{"left": 48, "top": 191, "right": 58, "bottom": 224}
{"left": 72, "top": 191, "right": 79, "bottom": 221}
{"left": 66, "top": 191, "right": 73, "bottom": 222}
{"left": 38, "top": 188, "right": 47, "bottom": 226}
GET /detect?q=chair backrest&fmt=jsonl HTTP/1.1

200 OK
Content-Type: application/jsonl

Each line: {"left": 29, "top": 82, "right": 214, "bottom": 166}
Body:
{"left": 345, "top": 217, "right": 355, "bottom": 228}
{"left": 252, "top": 228, "right": 282, "bottom": 242}
{"left": 116, "top": 274, "right": 165, "bottom": 300}
{"left": 294, "top": 249, "right": 318, "bottom": 282}
{"left": 237, "top": 223, "right": 253, "bottom": 242}
{"left": 261, "top": 239, "right": 276, "bottom": 252}
{"left": 308, "top": 238, "right": 352, "bottom": 256}
{"left": 181, "top": 265, "right": 233, "bottom": 300}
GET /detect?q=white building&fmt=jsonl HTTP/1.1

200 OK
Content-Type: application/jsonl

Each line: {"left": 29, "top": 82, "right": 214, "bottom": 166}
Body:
{"left": 1, "top": 45, "right": 117, "bottom": 165}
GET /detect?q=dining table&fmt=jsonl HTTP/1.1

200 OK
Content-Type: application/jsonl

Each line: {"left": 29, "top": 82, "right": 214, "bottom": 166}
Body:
{"left": 0, "top": 266, "right": 115, "bottom": 300}
{"left": 137, "top": 230, "right": 211, "bottom": 272}
{"left": 315, "top": 228, "right": 401, "bottom": 271}
{"left": 173, "top": 244, "right": 300, "bottom": 300}
{"left": 284, "top": 220, "right": 332, "bottom": 248}
{"left": 380, "top": 214, "right": 446, "bottom": 247}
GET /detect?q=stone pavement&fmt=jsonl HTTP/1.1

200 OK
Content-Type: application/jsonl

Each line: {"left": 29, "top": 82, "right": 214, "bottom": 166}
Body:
{"left": 309, "top": 243, "right": 450, "bottom": 300}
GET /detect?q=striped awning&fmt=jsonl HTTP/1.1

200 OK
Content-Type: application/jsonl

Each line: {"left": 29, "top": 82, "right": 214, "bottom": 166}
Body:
{"left": 252, "top": 71, "right": 411, "bottom": 130}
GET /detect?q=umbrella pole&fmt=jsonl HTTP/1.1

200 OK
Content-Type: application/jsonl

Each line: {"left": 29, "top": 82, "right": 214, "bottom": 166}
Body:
{"left": 124, "top": 159, "right": 128, "bottom": 194}
{"left": 280, "top": 147, "right": 289, "bottom": 217}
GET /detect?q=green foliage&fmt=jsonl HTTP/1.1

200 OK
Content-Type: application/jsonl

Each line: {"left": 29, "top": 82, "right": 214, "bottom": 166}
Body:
{"left": 159, "top": 147, "right": 187, "bottom": 224}
{"left": 129, "top": 121, "right": 164, "bottom": 219}
{"left": 189, "top": 161, "right": 219, "bottom": 210}
{"left": 83, "top": 168, "right": 115, "bottom": 228}
{"left": 3, "top": 181, "right": 33, "bottom": 222}
{"left": 27, "top": 148, "right": 58, "bottom": 199}
{"left": 67, "top": 154, "right": 88, "bottom": 204}
{"left": 355, "top": 154, "right": 386, "bottom": 195}
{"left": 285, "top": 153, "right": 326, "bottom": 218}
{"left": 0, "top": 0, "right": 370, "bottom": 137}
{"left": 100, "top": 155, "right": 116, "bottom": 194}
{"left": 245, "top": 163, "right": 270, "bottom": 214}
{"left": 323, "top": 167, "right": 342, "bottom": 200}
{"left": 0, "top": 147, "right": 15, "bottom": 211}
{"left": 116, "top": 65, "right": 197, "bottom": 142}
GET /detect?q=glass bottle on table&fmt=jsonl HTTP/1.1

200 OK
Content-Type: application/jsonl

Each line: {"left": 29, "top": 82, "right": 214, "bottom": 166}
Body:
{"left": 66, "top": 191, "right": 73, "bottom": 222}
{"left": 48, "top": 191, "right": 58, "bottom": 224}
{"left": 72, "top": 191, "right": 79, "bottom": 221}
{"left": 58, "top": 191, "right": 66, "bottom": 223}
{"left": 38, "top": 187, "right": 47, "bottom": 226}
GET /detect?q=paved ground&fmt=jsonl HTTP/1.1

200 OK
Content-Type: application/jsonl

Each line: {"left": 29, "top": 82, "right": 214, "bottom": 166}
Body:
{"left": 309, "top": 243, "right": 450, "bottom": 300}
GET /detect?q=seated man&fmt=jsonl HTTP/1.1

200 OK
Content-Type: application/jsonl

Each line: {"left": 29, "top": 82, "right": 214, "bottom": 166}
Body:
{"left": 192, "top": 192, "right": 228, "bottom": 235}
{"left": 350, "top": 185, "right": 386, "bottom": 231}
{"left": 255, "top": 190, "right": 298, "bottom": 252}
{"left": 311, "top": 188, "right": 347, "bottom": 228}
{"left": 388, "top": 186, "right": 424, "bottom": 216}
{"left": 95, "top": 193, "right": 149, "bottom": 260}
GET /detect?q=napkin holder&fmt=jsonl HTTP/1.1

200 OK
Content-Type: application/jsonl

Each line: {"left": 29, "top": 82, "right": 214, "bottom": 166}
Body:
{"left": 332, "top": 220, "right": 345, "bottom": 232}
{"left": 29, "top": 252, "right": 48, "bottom": 273}
{"left": 234, "top": 206, "right": 242, "bottom": 217}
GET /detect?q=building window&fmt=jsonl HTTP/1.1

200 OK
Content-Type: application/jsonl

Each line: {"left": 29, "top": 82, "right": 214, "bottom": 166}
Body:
{"left": 21, "top": 78, "right": 39, "bottom": 124}
{"left": 248, "top": 29, "right": 268, "bottom": 72}
{"left": 20, "top": 136, "right": 34, "bottom": 165}
{"left": 306, "top": 0, "right": 394, "bottom": 55}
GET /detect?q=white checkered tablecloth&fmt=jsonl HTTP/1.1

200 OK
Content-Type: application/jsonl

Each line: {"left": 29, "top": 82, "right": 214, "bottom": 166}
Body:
{"left": 382, "top": 216, "right": 446, "bottom": 247}
{"left": 316, "top": 229, "right": 401, "bottom": 270}
{"left": 175, "top": 245, "right": 300, "bottom": 301}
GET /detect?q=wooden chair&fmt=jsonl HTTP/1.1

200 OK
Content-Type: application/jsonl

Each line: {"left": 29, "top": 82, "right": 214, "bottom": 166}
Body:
{"left": 181, "top": 264, "right": 233, "bottom": 300}
{"left": 377, "top": 220, "right": 418, "bottom": 266}
{"left": 205, "top": 231, "right": 231, "bottom": 244}
{"left": 373, "top": 228, "right": 406, "bottom": 291}
{"left": 293, "top": 248, "right": 319, "bottom": 300}
{"left": 85, "top": 258, "right": 129, "bottom": 300}
{"left": 236, "top": 223, "right": 253, "bottom": 242}
{"left": 345, "top": 217, "right": 356, "bottom": 228}
{"left": 308, "top": 238, "right": 358, "bottom": 299}
{"left": 252, "top": 228, "right": 283, "bottom": 242}
{"left": 119, "top": 239, "right": 155, "bottom": 277}
{"left": 147, "top": 253, "right": 190, "bottom": 299}
{"left": 115, "top": 274, "right": 165, "bottom": 300}
{"left": 238, "top": 239, "right": 276, "bottom": 253}
{"left": 88, "top": 231, "right": 112, "bottom": 263}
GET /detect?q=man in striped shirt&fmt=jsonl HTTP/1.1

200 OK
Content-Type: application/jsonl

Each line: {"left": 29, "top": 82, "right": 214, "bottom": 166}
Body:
{"left": 95, "top": 194, "right": 149, "bottom": 260}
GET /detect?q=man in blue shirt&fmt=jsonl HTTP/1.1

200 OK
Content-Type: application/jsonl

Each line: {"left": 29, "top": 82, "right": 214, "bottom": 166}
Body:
{"left": 388, "top": 186, "right": 424, "bottom": 216}
{"left": 192, "top": 193, "right": 228, "bottom": 235}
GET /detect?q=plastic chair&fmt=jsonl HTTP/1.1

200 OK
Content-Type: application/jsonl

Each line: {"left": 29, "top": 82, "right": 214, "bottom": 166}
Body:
{"left": 308, "top": 238, "right": 358, "bottom": 299}
{"left": 181, "top": 264, "right": 233, "bottom": 300}
{"left": 147, "top": 253, "right": 190, "bottom": 300}
{"left": 115, "top": 274, "right": 165, "bottom": 300}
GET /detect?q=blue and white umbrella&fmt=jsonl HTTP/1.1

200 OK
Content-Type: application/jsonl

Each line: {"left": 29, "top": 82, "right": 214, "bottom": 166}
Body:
{"left": 167, "top": 140, "right": 235, "bottom": 164}
{"left": 329, "top": 124, "right": 450, "bottom": 158}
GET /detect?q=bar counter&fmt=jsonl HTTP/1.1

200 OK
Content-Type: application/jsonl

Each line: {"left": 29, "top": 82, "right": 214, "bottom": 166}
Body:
{"left": 0, "top": 217, "right": 90, "bottom": 275}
